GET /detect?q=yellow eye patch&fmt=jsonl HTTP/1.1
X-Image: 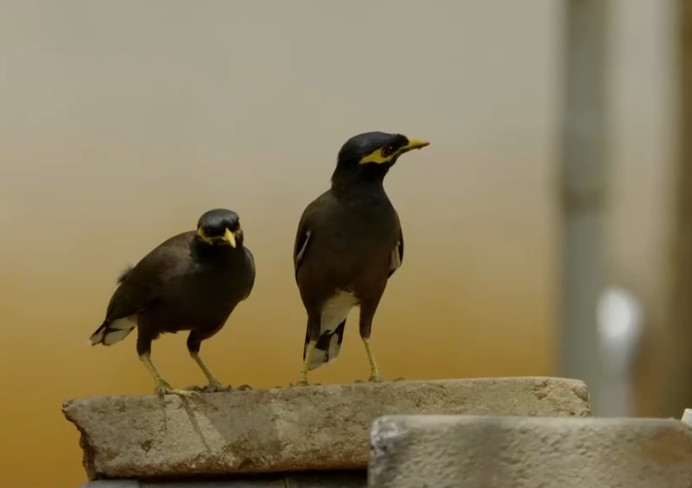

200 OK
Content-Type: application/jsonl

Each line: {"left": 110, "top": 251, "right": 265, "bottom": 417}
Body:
{"left": 197, "top": 227, "right": 215, "bottom": 245}
{"left": 359, "top": 146, "right": 397, "bottom": 165}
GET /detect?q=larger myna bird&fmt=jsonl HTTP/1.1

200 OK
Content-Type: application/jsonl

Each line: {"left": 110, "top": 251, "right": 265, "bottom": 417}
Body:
{"left": 89, "top": 208, "right": 255, "bottom": 397}
{"left": 292, "top": 131, "right": 429, "bottom": 386}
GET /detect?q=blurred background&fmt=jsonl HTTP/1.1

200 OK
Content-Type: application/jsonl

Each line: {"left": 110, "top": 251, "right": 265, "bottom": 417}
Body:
{"left": 1, "top": 0, "right": 690, "bottom": 486}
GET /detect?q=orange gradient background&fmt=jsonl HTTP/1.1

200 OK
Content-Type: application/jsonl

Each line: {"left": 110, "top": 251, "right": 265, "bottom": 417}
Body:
{"left": 0, "top": 1, "right": 674, "bottom": 486}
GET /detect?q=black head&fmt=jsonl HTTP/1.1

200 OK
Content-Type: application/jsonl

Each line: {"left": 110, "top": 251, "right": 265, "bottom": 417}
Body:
{"left": 331, "top": 131, "right": 430, "bottom": 188}
{"left": 196, "top": 208, "right": 243, "bottom": 248}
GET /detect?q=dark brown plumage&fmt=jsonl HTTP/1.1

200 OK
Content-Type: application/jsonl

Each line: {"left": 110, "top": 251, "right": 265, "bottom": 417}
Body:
{"left": 292, "top": 131, "right": 429, "bottom": 385}
{"left": 89, "top": 208, "right": 255, "bottom": 397}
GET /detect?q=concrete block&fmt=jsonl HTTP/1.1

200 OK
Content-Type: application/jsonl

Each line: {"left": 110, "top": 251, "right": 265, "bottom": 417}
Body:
{"left": 62, "top": 377, "right": 588, "bottom": 480}
{"left": 368, "top": 415, "right": 692, "bottom": 488}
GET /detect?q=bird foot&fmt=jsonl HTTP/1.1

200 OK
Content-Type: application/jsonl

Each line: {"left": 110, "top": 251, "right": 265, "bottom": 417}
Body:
{"left": 236, "top": 384, "right": 253, "bottom": 391}
{"left": 289, "top": 371, "right": 311, "bottom": 387}
{"left": 368, "top": 373, "right": 385, "bottom": 383}
{"left": 154, "top": 380, "right": 200, "bottom": 399}
{"left": 392, "top": 377, "right": 406, "bottom": 382}
{"left": 355, "top": 374, "right": 386, "bottom": 383}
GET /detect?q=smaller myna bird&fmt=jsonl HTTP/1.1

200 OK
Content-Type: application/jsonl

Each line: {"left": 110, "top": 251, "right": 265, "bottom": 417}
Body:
{"left": 89, "top": 208, "right": 255, "bottom": 397}
{"left": 292, "top": 131, "right": 429, "bottom": 386}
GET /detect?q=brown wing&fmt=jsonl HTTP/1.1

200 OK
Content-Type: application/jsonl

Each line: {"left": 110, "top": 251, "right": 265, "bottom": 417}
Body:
{"left": 105, "top": 231, "right": 194, "bottom": 321}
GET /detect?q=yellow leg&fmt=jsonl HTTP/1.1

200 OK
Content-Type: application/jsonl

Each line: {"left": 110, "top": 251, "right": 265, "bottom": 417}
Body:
{"left": 139, "top": 354, "right": 198, "bottom": 398}
{"left": 190, "top": 351, "right": 225, "bottom": 390}
{"left": 363, "top": 338, "right": 383, "bottom": 382}
{"left": 296, "top": 340, "right": 317, "bottom": 386}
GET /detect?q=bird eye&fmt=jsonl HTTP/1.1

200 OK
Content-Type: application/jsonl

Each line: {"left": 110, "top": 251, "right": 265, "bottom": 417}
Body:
{"left": 381, "top": 146, "right": 394, "bottom": 157}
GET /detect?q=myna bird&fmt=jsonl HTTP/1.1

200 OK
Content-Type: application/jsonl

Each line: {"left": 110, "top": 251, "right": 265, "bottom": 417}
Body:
{"left": 89, "top": 208, "right": 256, "bottom": 397}
{"left": 292, "top": 131, "right": 429, "bottom": 386}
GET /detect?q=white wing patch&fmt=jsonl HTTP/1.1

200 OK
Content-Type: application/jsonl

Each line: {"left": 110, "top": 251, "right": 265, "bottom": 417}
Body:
{"left": 295, "top": 230, "right": 311, "bottom": 265}
{"left": 390, "top": 241, "right": 402, "bottom": 274}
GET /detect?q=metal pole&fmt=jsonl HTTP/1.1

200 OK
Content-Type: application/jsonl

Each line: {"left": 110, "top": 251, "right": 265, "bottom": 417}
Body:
{"left": 558, "top": 0, "right": 610, "bottom": 414}
{"left": 659, "top": 0, "right": 692, "bottom": 417}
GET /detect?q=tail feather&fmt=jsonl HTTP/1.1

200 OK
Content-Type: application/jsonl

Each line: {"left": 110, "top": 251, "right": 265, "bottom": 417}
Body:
{"left": 89, "top": 315, "right": 137, "bottom": 346}
{"left": 304, "top": 320, "right": 346, "bottom": 370}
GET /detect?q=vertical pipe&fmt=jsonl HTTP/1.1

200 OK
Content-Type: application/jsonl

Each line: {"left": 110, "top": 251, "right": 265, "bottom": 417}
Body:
{"left": 558, "top": 0, "right": 610, "bottom": 414}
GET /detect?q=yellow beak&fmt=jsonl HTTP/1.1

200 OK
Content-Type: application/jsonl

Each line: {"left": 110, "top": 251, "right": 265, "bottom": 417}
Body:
{"left": 223, "top": 228, "right": 237, "bottom": 248}
{"left": 402, "top": 138, "right": 430, "bottom": 152}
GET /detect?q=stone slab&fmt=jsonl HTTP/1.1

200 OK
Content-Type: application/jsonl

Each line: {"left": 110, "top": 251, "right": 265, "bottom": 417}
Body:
{"left": 681, "top": 408, "right": 692, "bottom": 427}
{"left": 77, "top": 471, "right": 367, "bottom": 488}
{"left": 368, "top": 415, "right": 692, "bottom": 488}
{"left": 62, "top": 377, "right": 589, "bottom": 480}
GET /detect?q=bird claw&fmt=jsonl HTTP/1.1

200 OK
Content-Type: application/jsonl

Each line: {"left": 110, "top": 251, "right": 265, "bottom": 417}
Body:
{"left": 178, "top": 388, "right": 202, "bottom": 398}
{"left": 236, "top": 384, "right": 253, "bottom": 391}
{"left": 204, "top": 380, "right": 232, "bottom": 393}
{"left": 154, "top": 382, "right": 201, "bottom": 399}
{"left": 368, "top": 374, "right": 385, "bottom": 383}
{"left": 392, "top": 377, "right": 406, "bottom": 382}
{"left": 183, "top": 379, "right": 235, "bottom": 393}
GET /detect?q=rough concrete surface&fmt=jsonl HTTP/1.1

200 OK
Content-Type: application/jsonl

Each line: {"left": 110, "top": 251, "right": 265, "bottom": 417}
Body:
{"left": 62, "top": 377, "right": 588, "bottom": 480}
{"left": 368, "top": 415, "right": 692, "bottom": 488}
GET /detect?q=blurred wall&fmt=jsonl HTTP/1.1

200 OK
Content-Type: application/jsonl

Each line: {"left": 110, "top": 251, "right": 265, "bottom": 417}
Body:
{"left": 0, "top": 0, "right": 675, "bottom": 486}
